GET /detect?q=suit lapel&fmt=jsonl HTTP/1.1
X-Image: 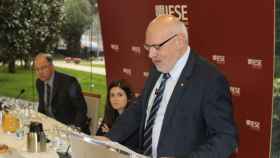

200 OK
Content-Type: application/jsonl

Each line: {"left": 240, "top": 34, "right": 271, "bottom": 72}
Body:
{"left": 157, "top": 50, "right": 197, "bottom": 150}
{"left": 51, "top": 72, "right": 59, "bottom": 105}
{"left": 39, "top": 80, "right": 44, "bottom": 96}
{"left": 38, "top": 80, "right": 45, "bottom": 103}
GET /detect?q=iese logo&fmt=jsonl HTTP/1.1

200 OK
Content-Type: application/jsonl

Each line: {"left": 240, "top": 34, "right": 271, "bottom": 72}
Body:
{"left": 155, "top": 5, "right": 189, "bottom": 25}
{"left": 212, "top": 55, "right": 225, "bottom": 64}
{"left": 230, "top": 86, "right": 240, "bottom": 97}
{"left": 123, "top": 68, "right": 132, "bottom": 76}
{"left": 131, "top": 46, "right": 141, "bottom": 55}
{"left": 110, "top": 44, "right": 119, "bottom": 52}
{"left": 246, "top": 120, "right": 261, "bottom": 131}
{"left": 248, "top": 59, "right": 263, "bottom": 69}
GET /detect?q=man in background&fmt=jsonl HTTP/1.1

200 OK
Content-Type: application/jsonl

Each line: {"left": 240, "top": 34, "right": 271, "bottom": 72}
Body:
{"left": 96, "top": 15, "right": 238, "bottom": 158}
{"left": 34, "top": 53, "right": 89, "bottom": 134}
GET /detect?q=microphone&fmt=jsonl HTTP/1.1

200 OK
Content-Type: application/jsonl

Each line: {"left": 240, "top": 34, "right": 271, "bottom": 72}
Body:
{"left": 16, "top": 89, "right": 25, "bottom": 99}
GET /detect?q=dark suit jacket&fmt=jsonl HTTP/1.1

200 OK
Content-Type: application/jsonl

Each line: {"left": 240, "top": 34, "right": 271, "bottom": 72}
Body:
{"left": 96, "top": 117, "right": 139, "bottom": 151}
{"left": 36, "top": 71, "right": 88, "bottom": 132}
{"left": 106, "top": 50, "right": 238, "bottom": 158}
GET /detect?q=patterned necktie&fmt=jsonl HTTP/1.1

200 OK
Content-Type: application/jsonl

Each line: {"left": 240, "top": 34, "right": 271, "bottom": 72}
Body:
{"left": 44, "top": 83, "right": 52, "bottom": 116}
{"left": 143, "top": 73, "right": 170, "bottom": 156}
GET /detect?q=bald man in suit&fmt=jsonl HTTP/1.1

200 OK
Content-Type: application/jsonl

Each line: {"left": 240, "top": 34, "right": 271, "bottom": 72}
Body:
{"left": 96, "top": 15, "right": 238, "bottom": 158}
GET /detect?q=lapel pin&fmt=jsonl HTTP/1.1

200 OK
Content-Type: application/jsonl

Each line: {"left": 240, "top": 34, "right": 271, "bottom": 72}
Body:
{"left": 181, "top": 83, "right": 184, "bottom": 87}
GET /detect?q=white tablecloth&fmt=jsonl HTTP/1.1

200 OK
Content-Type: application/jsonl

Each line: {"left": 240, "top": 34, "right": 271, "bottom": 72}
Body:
{"left": 0, "top": 110, "right": 72, "bottom": 158}
{"left": 0, "top": 105, "right": 143, "bottom": 158}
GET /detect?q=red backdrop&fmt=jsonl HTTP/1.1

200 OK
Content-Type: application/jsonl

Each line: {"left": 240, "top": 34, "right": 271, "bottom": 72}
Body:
{"left": 97, "top": 0, "right": 275, "bottom": 157}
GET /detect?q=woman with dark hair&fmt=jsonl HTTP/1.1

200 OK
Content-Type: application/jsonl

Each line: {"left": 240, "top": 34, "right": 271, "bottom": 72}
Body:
{"left": 96, "top": 79, "right": 134, "bottom": 135}
{"left": 96, "top": 80, "right": 138, "bottom": 151}
{"left": 96, "top": 79, "right": 138, "bottom": 150}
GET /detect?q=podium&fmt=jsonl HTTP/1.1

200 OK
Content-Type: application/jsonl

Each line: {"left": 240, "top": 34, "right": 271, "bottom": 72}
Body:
{"left": 70, "top": 135, "right": 147, "bottom": 158}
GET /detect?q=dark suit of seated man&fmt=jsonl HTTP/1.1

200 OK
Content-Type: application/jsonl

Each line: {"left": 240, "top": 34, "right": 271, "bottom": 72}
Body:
{"left": 34, "top": 53, "right": 89, "bottom": 134}
{"left": 95, "top": 15, "right": 238, "bottom": 158}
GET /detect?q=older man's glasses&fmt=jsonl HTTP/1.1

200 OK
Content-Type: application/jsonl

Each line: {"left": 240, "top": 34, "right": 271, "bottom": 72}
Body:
{"left": 144, "top": 34, "right": 177, "bottom": 51}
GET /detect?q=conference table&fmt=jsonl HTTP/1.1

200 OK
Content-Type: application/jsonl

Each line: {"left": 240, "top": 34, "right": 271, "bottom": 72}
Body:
{"left": 0, "top": 109, "right": 73, "bottom": 158}
{"left": 0, "top": 97, "right": 145, "bottom": 158}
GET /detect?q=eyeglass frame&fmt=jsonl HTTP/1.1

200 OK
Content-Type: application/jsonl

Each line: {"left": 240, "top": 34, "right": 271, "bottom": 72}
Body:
{"left": 144, "top": 34, "right": 177, "bottom": 51}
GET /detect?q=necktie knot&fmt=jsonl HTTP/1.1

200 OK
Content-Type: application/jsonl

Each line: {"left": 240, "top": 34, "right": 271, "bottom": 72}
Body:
{"left": 163, "top": 73, "right": 170, "bottom": 80}
{"left": 45, "top": 83, "right": 50, "bottom": 88}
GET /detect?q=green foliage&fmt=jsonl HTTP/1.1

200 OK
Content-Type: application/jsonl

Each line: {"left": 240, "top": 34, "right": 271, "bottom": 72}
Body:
{"left": 0, "top": 0, "right": 64, "bottom": 72}
{"left": 276, "top": 0, "right": 280, "bottom": 56}
{"left": 276, "top": 55, "right": 280, "bottom": 78}
{"left": 61, "top": 0, "right": 94, "bottom": 52}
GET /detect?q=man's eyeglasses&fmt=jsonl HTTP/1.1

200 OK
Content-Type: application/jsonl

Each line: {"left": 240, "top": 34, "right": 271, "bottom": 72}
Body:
{"left": 144, "top": 34, "right": 177, "bottom": 51}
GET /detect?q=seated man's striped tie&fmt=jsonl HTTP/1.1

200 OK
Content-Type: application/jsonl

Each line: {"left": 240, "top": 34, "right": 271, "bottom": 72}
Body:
{"left": 143, "top": 73, "right": 170, "bottom": 156}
